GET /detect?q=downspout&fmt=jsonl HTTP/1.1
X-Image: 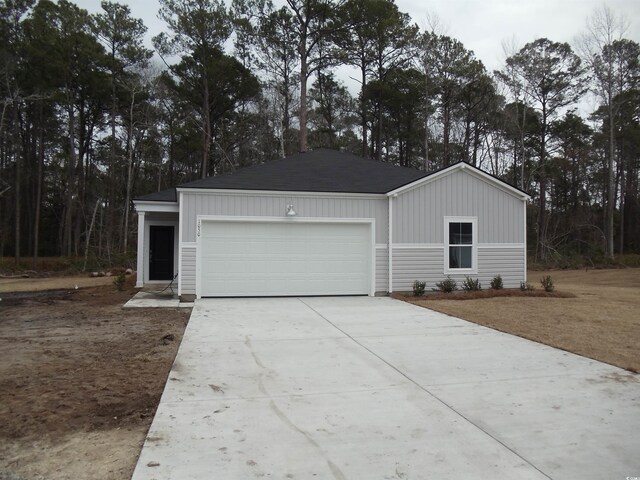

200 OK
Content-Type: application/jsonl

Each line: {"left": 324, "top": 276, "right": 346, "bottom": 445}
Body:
{"left": 388, "top": 195, "right": 394, "bottom": 293}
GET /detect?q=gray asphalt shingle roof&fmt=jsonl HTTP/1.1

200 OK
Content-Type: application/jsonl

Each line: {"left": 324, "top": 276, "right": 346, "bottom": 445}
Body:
{"left": 135, "top": 149, "right": 429, "bottom": 202}
{"left": 136, "top": 188, "right": 178, "bottom": 202}
{"left": 134, "top": 148, "right": 529, "bottom": 203}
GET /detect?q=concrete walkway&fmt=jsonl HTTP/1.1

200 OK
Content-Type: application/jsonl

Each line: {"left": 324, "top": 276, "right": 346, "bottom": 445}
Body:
{"left": 132, "top": 297, "right": 640, "bottom": 480}
{"left": 124, "top": 290, "right": 194, "bottom": 308}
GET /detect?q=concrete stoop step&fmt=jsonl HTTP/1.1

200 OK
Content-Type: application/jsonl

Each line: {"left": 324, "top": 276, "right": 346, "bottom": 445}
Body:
{"left": 124, "top": 290, "right": 194, "bottom": 308}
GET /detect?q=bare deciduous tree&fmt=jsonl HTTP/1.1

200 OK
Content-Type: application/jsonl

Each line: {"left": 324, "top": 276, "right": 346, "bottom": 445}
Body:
{"left": 578, "top": 5, "right": 631, "bottom": 258}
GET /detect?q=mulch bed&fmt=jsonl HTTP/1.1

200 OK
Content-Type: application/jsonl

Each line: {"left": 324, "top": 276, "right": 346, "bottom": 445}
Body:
{"left": 392, "top": 289, "right": 575, "bottom": 302}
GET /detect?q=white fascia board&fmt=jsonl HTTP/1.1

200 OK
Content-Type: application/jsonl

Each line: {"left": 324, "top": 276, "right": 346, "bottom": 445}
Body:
{"left": 386, "top": 163, "right": 531, "bottom": 201}
{"left": 133, "top": 201, "right": 179, "bottom": 213}
{"left": 176, "top": 187, "right": 385, "bottom": 200}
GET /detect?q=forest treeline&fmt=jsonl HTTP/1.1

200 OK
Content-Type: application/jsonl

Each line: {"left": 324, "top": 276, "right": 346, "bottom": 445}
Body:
{"left": 0, "top": 0, "right": 638, "bottom": 267}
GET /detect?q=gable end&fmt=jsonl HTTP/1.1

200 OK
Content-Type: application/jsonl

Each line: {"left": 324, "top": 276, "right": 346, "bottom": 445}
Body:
{"left": 388, "top": 163, "right": 530, "bottom": 201}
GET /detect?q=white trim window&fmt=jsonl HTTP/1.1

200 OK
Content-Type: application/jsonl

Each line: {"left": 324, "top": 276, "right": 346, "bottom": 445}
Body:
{"left": 444, "top": 216, "right": 477, "bottom": 273}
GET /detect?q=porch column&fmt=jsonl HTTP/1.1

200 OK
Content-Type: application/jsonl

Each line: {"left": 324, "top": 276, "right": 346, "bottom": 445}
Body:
{"left": 135, "top": 211, "right": 145, "bottom": 288}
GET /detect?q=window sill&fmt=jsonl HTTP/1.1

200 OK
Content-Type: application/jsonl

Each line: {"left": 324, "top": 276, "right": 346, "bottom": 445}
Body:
{"left": 444, "top": 268, "right": 478, "bottom": 275}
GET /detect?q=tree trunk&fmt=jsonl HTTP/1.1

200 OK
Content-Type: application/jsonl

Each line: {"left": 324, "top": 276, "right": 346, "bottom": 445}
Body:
{"left": 376, "top": 100, "right": 382, "bottom": 161}
{"left": 98, "top": 204, "right": 104, "bottom": 258}
{"left": 32, "top": 104, "right": 44, "bottom": 266}
{"left": 443, "top": 100, "right": 450, "bottom": 167}
{"left": 64, "top": 103, "right": 76, "bottom": 257}
{"left": 282, "top": 80, "right": 290, "bottom": 157}
{"left": 202, "top": 81, "right": 211, "bottom": 178}
{"left": 519, "top": 104, "right": 527, "bottom": 190}
{"left": 406, "top": 115, "right": 413, "bottom": 167}
{"left": 360, "top": 65, "right": 367, "bottom": 157}
{"left": 74, "top": 102, "right": 88, "bottom": 257}
{"left": 14, "top": 164, "right": 20, "bottom": 264}
{"left": 512, "top": 139, "right": 518, "bottom": 186}
{"left": 83, "top": 199, "right": 101, "bottom": 271}
{"left": 536, "top": 107, "right": 548, "bottom": 262}
{"left": 14, "top": 103, "right": 20, "bottom": 266}
{"left": 25, "top": 117, "right": 34, "bottom": 257}
{"left": 462, "top": 118, "right": 471, "bottom": 163}
{"left": 168, "top": 118, "right": 176, "bottom": 191}
{"left": 622, "top": 152, "right": 637, "bottom": 250}
{"left": 606, "top": 99, "right": 615, "bottom": 257}
{"left": 107, "top": 60, "right": 117, "bottom": 265}
{"left": 299, "top": 45, "right": 308, "bottom": 153}
{"left": 423, "top": 71, "right": 429, "bottom": 171}
{"left": 618, "top": 167, "right": 624, "bottom": 254}
{"left": 123, "top": 90, "right": 136, "bottom": 254}
{"left": 472, "top": 123, "right": 480, "bottom": 167}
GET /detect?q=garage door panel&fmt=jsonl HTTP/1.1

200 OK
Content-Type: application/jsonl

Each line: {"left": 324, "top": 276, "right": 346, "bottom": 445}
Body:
{"left": 198, "top": 220, "right": 371, "bottom": 297}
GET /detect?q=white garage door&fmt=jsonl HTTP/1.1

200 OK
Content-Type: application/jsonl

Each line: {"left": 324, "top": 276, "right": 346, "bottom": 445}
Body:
{"left": 198, "top": 220, "right": 372, "bottom": 297}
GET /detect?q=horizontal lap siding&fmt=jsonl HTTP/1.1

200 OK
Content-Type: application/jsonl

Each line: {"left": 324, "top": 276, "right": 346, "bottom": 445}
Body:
{"left": 477, "top": 247, "right": 525, "bottom": 288}
{"left": 181, "top": 246, "right": 196, "bottom": 294}
{"left": 376, "top": 248, "right": 388, "bottom": 292}
{"left": 392, "top": 248, "right": 443, "bottom": 291}
{"left": 392, "top": 246, "right": 525, "bottom": 291}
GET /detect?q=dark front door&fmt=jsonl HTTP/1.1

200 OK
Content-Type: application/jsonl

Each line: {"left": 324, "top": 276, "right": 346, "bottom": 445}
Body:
{"left": 149, "top": 226, "right": 174, "bottom": 281}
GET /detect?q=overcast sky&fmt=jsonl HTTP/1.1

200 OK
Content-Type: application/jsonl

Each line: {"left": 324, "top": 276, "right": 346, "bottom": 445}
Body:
{"left": 75, "top": 0, "right": 639, "bottom": 108}
{"left": 75, "top": 0, "right": 640, "bottom": 63}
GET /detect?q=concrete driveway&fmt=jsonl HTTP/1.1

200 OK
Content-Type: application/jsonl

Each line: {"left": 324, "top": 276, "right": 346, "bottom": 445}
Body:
{"left": 132, "top": 297, "right": 640, "bottom": 480}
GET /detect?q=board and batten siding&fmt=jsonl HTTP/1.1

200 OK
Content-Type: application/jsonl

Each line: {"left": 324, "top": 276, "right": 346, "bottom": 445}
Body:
{"left": 389, "top": 169, "right": 526, "bottom": 291}
{"left": 392, "top": 169, "right": 524, "bottom": 244}
{"left": 175, "top": 168, "right": 526, "bottom": 295}
{"left": 181, "top": 192, "right": 388, "bottom": 243}
{"left": 391, "top": 245, "right": 525, "bottom": 291}
{"left": 180, "top": 192, "right": 388, "bottom": 295}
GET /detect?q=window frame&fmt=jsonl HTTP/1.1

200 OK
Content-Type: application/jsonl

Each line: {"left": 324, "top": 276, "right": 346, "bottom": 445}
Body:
{"left": 444, "top": 216, "right": 478, "bottom": 274}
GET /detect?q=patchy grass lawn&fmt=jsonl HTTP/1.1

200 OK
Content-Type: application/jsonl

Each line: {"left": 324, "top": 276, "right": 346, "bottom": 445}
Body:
{"left": 404, "top": 268, "right": 640, "bottom": 373}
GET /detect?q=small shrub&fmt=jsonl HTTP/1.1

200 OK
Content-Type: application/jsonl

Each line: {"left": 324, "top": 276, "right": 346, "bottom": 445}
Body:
{"left": 412, "top": 280, "right": 426, "bottom": 297}
{"left": 461, "top": 276, "right": 482, "bottom": 292}
{"left": 113, "top": 272, "right": 126, "bottom": 291}
{"left": 540, "top": 275, "right": 554, "bottom": 292}
{"left": 520, "top": 281, "right": 535, "bottom": 291}
{"left": 490, "top": 274, "right": 503, "bottom": 290}
{"left": 434, "top": 276, "right": 457, "bottom": 293}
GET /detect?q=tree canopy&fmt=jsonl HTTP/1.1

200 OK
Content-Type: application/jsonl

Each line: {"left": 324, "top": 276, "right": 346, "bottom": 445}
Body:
{"left": 0, "top": 0, "right": 639, "bottom": 266}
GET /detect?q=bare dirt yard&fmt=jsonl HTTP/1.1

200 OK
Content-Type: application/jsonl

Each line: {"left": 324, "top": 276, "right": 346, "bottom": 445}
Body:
{"left": 406, "top": 268, "right": 640, "bottom": 373}
{"left": 0, "top": 280, "right": 190, "bottom": 480}
{"left": 1, "top": 269, "right": 637, "bottom": 478}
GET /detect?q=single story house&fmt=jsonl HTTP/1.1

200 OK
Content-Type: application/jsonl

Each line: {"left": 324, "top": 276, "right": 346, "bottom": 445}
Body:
{"left": 133, "top": 149, "right": 530, "bottom": 298}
